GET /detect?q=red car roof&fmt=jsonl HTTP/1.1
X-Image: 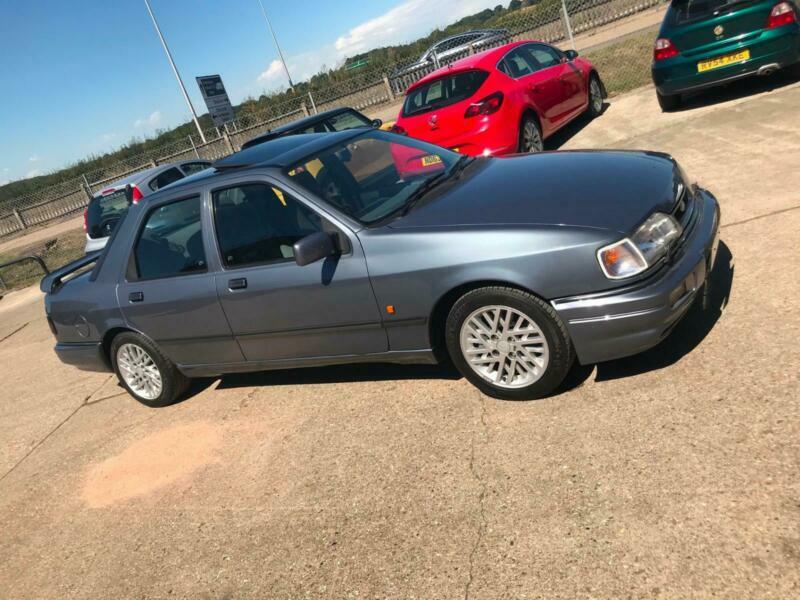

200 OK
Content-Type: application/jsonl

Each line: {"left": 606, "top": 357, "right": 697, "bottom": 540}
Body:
{"left": 406, "top": 41, "right": 531, "bottom": 92}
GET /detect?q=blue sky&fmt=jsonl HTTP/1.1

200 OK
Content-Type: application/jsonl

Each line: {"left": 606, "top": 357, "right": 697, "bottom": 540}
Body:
{"left": 0, "top": 0, "right": 501, "bottom": 184}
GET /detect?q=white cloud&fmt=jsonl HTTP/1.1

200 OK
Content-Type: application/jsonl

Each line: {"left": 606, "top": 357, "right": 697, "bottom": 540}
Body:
{"left": 134, "top": 110, "right": 163, "bottom": 129}
{"left": 24, "top": 168, "right": 42, "bottom": 179}
{"left": 255, "top": 0, "right": 501, "bottom": 91}
{"left": 29, "top": 155, "right": 40, "bottom": 163}
{"left": 258, "top": 59, "right": 285, "bottom": 84}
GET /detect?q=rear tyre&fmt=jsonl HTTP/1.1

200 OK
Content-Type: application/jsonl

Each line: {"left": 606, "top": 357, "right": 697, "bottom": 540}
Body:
{"left": 111, "top": 332, "right": 189, "bottom": 408}
{"left": 445, "top": 287, "right": 575, "bottom": 401}
{"left": 587, "top": 74, "right": 604, "bottom": 118}
{"left": 656, "top": 90, "right": 681, "bottom": 112}
{"left": 518, "top": 115, "right": 544, "bottom": 153}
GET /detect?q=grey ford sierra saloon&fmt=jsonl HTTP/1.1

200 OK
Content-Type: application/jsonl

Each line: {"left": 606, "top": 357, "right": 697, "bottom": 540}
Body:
{"left": 42, "top": 129, "right": 720, "bottom": 406}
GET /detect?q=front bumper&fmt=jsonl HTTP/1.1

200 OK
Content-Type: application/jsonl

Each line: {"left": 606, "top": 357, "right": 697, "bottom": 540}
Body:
{"left": 54, "top": 342, "right": 111, "bottom": 372}
{"left": 552, "top": 188, "right": 721, "bottom": 365}
{"left": 653, "top": 25, "right": 800, "bottom": 95}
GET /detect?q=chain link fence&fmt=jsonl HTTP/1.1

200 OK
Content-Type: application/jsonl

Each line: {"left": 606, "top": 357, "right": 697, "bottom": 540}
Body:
{"left": 0, "top": 0, "right": 666, "bottom": 241}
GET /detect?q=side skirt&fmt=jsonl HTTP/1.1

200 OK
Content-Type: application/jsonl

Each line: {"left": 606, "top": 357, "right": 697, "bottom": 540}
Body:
{"left": 177, "top": 349, "right": 439, "bottom": 378}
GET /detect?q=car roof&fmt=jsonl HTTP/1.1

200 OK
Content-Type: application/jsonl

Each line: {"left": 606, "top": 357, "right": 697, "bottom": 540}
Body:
{"left": 214, "top": 129, "right": 363, "bottom": 171}
{"left": 96, "top": 159, "right": 211, "bottom": 193}
{"left": 407, "top": 41, "right": 531, "bottom": 91}
{"left": 242, "top": 107, "right": 362, "bottom": 149}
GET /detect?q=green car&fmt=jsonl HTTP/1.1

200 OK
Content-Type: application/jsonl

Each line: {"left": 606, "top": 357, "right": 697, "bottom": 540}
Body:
{"left": 652, "top": 0, "right": 800, "bottom": 110}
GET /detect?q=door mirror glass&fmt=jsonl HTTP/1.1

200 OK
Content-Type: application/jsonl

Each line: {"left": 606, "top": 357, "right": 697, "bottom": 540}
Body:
{"left": 564, "top": 49, "right": 579, "bottom": 61}
{"left": 371, "top": 118, "right": 383, "bottom": 129}
{"left": 293, "top": 232, "right": 336, "bottom": 267}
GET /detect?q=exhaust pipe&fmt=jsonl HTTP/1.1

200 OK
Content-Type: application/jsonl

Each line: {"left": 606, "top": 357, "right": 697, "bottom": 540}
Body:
{"left": 757, "top": 63, "right": 780, "bottom": 76}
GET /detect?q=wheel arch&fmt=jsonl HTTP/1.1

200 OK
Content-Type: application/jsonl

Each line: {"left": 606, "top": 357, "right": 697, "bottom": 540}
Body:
{"left": 428, "top": 279, "right": 549, "bottom": 360}
{"left": 101, "top": 326, "right": 136, "bottom": 367}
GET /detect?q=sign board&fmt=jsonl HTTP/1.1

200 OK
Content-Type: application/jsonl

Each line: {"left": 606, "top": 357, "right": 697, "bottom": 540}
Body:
{"left": 196, "top": 75, "right": 235, "bottom": 128}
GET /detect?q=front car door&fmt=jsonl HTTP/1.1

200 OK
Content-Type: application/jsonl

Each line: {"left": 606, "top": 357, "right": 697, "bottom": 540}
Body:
{"left": 116, "top": 194, "right": 244, "bottom": 367}
{"left": 209, "top": 176, "right": 387, "bottom": 363}
{"left": 499, "top": 46, "right": 563, "bottom": 135}
{"left": 528, "top": 43, "right": 585, "bottom": 118}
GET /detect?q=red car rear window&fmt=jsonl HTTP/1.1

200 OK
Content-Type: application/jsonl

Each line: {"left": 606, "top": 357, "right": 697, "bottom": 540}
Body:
{"left": 402, "top": 69, "right": 489, "bottom": 117}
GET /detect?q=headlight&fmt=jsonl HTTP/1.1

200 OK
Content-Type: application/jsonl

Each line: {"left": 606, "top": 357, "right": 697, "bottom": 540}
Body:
{"left": 598, "top": 212, "right": 682, "bottom": 279}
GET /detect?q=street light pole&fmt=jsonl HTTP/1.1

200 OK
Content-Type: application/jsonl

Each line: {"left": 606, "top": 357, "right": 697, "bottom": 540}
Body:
{"left": 257, "top": 0, "right": 295, "bottom": 92}
{"left": 143, "top": 0, "right": 207, "bottom": 143}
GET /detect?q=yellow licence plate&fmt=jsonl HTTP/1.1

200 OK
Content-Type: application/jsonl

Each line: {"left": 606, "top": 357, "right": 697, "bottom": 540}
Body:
{"left": 421, "top": 155, "right": 443, "bottom": 166}
{"left": 697, "top": 49, "right": 750, "bottom": 73}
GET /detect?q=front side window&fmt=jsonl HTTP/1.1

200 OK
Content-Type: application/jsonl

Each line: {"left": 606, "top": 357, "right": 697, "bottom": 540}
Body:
{"left": 327, "top": 111, "right": 372, "bottom": 132}
{"left": 402, "top": 69, "right": 489, "bottom": 116}
{"left": 287, "top": 131, "right": 464, "bottom": 226}
{"left": 525, "top": 44, "right": 562, "bottom": 70}
{"left": 134, "top": 196, "right": 206, "bottom": 280}
{"left": 149, "top": 167, "right": 185, "bottom": 192}
{"left": 213, "top": 184, "right": 324, "bottom": 268}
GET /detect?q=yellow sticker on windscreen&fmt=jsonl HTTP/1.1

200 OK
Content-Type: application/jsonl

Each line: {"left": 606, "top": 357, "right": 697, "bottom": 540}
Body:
{"left": 421, "top": 155, "right": 443, "bottom": 167}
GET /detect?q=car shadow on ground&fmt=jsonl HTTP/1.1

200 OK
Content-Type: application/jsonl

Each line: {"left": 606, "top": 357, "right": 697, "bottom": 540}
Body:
{"left": 674, "top": 68, "right": 800, "bottom": 112}
{"left": 181, "top": 242, "right": 733, "bottom": 404}
{"left": 545, "top": 102, "right": 610, "bottom": 151}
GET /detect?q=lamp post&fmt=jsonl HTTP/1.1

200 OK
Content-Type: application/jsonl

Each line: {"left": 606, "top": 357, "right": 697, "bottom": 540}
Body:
{"left": 257, "top": 0, "right": 295, "bottom": 92}
{"left": 143, "top": 0, "right": 206, "bottom": 142}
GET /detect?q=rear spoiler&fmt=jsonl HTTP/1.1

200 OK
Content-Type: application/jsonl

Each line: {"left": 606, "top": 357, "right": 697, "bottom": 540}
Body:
{"left": 40, "top": 251, "right": 101, "bottom": 294}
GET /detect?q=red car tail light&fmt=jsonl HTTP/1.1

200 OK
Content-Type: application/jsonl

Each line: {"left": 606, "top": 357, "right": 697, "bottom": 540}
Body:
{"left": 653, "top": 38, "right": 679, "bottom": 61}
{"left": 83, "top": 208, "right": 88, "bottom": 232}
{"left": 464, "top": 92, "right": 504, "bottom": 118}
{"left": 390, "top": 124, "right": 408, "bottom": 135}
{"left": 130, "top": 185, "right": 144, "bottom": 204}
{"left": 767, "top": 1, "right": 797, "bottom": 28}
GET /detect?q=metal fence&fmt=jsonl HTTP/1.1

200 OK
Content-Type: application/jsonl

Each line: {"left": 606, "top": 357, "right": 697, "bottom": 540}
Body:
{"left": 0, "top": 0, "right": 666, "bottom": 240}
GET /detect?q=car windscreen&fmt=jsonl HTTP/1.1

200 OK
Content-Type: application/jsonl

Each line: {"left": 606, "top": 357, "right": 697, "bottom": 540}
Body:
{"left": 285, "top": 130, "right": 462, "bottom": 226}
{"left": 402, "top": 69, "right": 489, "bottom": 117}
{"left": 86, "top": 190, "right": 129, "bottom": 239}
{"left": 668, "top": 0, "right": 758, "bottom": 24}
{"left": 327, "top": 111, "right": 372, "bottom": 131}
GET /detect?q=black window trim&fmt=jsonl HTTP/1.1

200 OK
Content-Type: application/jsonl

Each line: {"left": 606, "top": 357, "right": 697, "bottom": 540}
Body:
{"left": 208, "top": 176, "right": 353, "bottom": 273}
{"left": 125, "top": 193, "right": 208, "bottom": 283}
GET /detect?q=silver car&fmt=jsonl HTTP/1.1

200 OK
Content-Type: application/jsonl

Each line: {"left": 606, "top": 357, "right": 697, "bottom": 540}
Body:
{"left": 83, "top": 160, "right": 211, "bottom": 253}
{"left": 391, "top": 29, "right": 511, "bottom": 91}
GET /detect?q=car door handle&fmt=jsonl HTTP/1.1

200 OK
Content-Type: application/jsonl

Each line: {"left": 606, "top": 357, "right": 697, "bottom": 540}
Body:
{"left": 228, "top": 277, "right": 248, "bottom": 291}
{"left": 128, "top": 292, "right": 144, "bottom": 303}
{"left": 530, "top": 84, "right": 542, "bottom": 93}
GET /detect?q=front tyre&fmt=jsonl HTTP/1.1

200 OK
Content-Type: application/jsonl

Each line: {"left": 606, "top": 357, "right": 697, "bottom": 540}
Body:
{"left": 111, "top": 332, "right": 189, "bottom": 407}
{"left": 656, "top": 90, "right": 681, "bottom": 112}
{"left": 445, "top": 287, "right": 575, "bottom": 400}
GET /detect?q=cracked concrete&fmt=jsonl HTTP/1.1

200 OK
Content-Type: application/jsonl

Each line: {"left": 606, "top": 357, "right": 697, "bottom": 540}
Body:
{"left": 1, "top": 80, "right": 799, "bottom": 597}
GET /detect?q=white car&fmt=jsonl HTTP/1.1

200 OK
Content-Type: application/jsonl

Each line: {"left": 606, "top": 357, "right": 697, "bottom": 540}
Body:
{"left": 84, "top": 160, "right": 211, "bottom": 252}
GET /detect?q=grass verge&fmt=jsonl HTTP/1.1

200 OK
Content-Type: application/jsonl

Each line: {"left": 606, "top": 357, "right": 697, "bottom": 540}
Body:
{"left": 585, "top": 28, "right": 657, "bottom": 97}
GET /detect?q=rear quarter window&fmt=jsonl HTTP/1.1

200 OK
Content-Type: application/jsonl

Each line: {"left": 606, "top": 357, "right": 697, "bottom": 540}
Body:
{"left": 402, "top": 70, "right": 489, "bottom": 117}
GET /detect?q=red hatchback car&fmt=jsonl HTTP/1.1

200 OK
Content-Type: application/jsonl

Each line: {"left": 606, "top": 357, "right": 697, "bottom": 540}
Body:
{"left": 393, "top": 41, "right": 605, "bottom": 156}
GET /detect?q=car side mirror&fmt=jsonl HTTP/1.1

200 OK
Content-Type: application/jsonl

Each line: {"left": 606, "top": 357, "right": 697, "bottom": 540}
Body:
{"left": 293, "top": 232, "right": 337, "bottom": 267}
{"left": 564, "top": 49, "right": 579, "bottom": 61}
{"left": 371, "top": 118, "right": 383, "bottom": 129}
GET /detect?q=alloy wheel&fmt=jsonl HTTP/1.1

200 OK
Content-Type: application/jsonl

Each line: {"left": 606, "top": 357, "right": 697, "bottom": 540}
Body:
{"left": 522, "top": 120, "right": 543, "bottom": 153}
{"left": 117, "top": 343, "right": 163, "bottom": 401}
{"left": 459, "top": 305, "right": 550, "bottom": 389}
{"left": 590, "top": 78, "right": 603, "bottom": 114}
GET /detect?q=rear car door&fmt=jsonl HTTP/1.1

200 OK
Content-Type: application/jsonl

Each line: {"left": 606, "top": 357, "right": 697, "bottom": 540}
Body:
{"left": 117, "top": 194, "right": 244, "bottom": 366}
{"left": 210, "top": 177, "right": 388, "bottom": 362}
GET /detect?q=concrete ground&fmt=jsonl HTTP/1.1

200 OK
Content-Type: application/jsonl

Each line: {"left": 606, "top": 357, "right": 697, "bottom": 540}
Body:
{"left": 1, "top": 76, "right": 799, "bottom": 598}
